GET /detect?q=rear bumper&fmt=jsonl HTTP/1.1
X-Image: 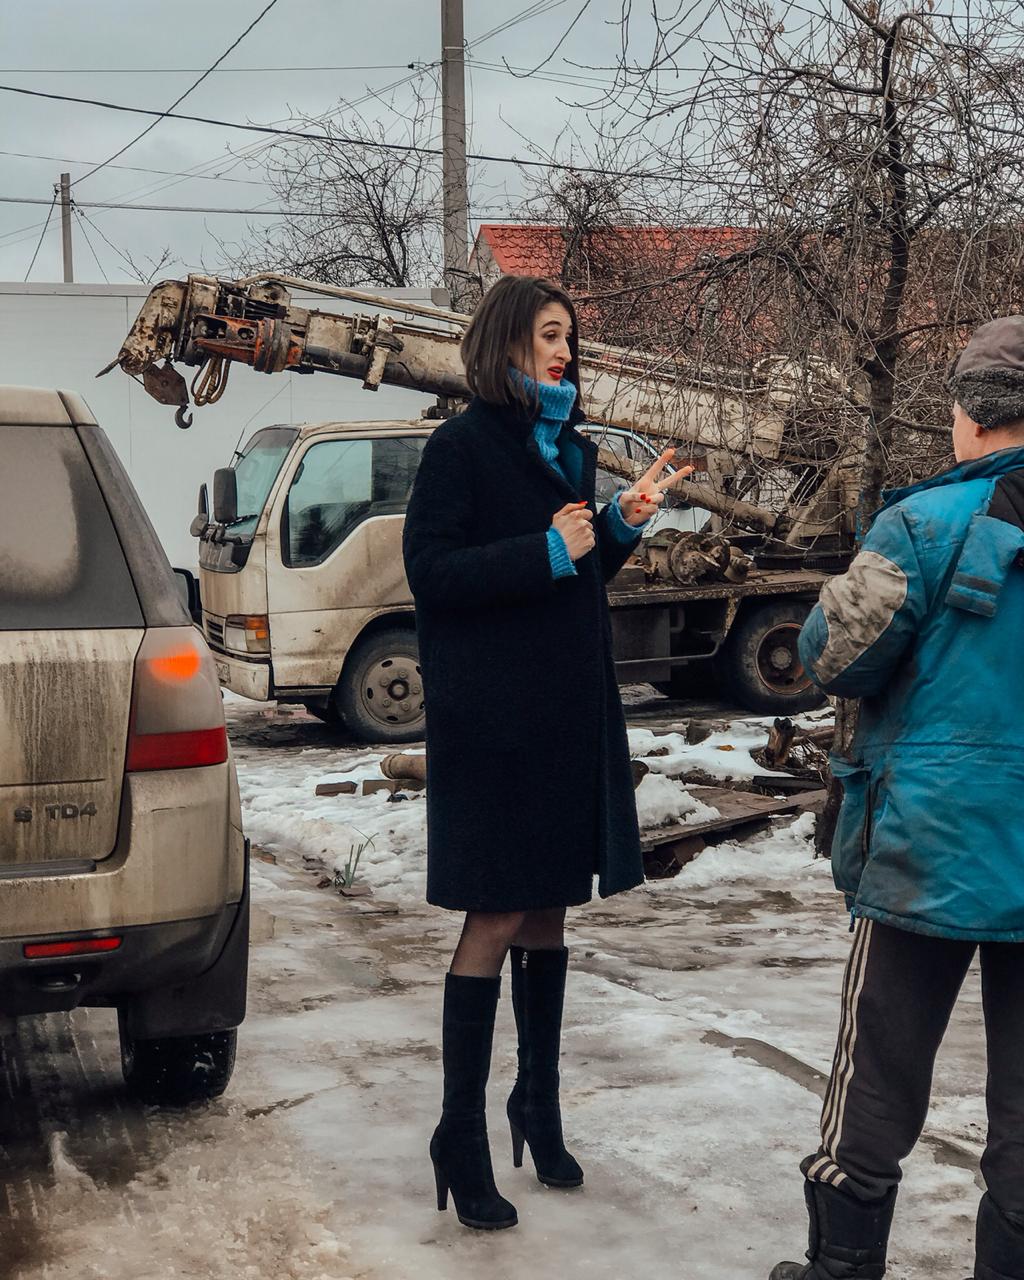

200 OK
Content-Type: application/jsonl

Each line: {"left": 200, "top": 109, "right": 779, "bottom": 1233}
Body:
{"left": 0, "top": 895, "right": 242, "bottom": 1018}
{"left": 0, "top": 762, "right": 246, "bottom": 938}
{"left": 211, "top": 649, "right": 272, "bottom": 701}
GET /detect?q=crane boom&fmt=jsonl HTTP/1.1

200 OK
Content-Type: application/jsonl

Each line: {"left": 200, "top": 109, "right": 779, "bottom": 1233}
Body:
{"left": 107, "top": 272, "right": 791, "bottom": 456}
{"left": 104, "top": 271, "right": 855, "bottom": 547}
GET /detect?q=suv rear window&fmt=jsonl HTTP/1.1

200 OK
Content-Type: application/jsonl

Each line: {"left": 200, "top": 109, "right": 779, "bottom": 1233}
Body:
{"left": 0, "top": 426, "right": 143, "bottom": 629}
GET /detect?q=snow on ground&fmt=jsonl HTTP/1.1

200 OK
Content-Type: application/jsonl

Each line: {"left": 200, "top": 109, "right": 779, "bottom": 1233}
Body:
{"left": 228, "top": 692, "right": 829, "bottom": 905}
{"left": 213, "top": 695, "right": 987, "bottom": 1279}
{"left": 628, "top": 708, "right": 832, "bottom": 784}
{"left": 633, "top": 772, "right": 720, "bottom": 828}
{"left": 1, "top": 694, "right": 976, "bottom": 1279}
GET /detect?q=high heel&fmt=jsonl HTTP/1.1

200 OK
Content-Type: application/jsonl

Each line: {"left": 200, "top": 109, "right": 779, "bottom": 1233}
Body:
{"left": 432, "top": 1159, "right": 449, "bottom": 1211}
{"left": 510, "top": 1119, "right": 525, "bottom": 1169}
{"left": 507, "top": 947, "right": 584, "bottom": 1189}
{"left": 429, "top": 974, "right": 518, "bottom": 1231}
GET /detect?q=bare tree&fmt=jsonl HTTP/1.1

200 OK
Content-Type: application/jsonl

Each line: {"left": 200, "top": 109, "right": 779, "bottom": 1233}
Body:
{"left": 518, "top": 2, "right": 1024, "bottom": 849}
{"left": 570, "top": 2, "right": 1024, "bottom": 515}
{"left": 223, "top": 89, "right": 443, "bottom": 289}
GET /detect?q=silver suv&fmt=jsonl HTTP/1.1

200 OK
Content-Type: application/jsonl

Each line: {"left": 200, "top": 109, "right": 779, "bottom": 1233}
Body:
{"left": 0, "top": 387, "right": 248, "bottom": 1105}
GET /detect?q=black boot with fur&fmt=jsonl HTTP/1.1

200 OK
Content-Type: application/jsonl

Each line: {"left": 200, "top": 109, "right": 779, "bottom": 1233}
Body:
{"left": 769, "top": 1180, "right": 897, "bottom": 1279}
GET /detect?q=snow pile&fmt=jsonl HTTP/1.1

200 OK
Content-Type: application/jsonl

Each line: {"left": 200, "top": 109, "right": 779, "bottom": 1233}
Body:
{"left": 633, "top": 772, "right": 720, "bottom": 828}
{"left": 628, "top": 711, "right": 832, "bottom": 783}
{"left": 650, "top": 809, "right": 824, "bottom": 893}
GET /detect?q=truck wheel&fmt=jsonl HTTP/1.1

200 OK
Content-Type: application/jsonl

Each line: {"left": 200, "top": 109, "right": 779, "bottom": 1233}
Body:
{"left": 337, "top": 628, "right": 425, "bottom": 744}
{"left": 713, "top": 600, "right": 825, "bottom": 714}
{"left": 118, "top": 1018, "right": 237, "bottom": 1106}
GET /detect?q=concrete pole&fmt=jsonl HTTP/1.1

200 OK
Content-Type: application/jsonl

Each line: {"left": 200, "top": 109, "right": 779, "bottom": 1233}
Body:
{"left": 59, "top": 172, "right": 74, "bottom": 283}
{"left": 441, "top": 0, "right": 470, "bottom": 310}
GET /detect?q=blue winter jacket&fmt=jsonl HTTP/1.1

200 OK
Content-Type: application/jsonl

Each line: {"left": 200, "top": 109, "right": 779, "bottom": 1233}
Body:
{"left": 798, "top": 446, "right": 1024, "bottom": 941}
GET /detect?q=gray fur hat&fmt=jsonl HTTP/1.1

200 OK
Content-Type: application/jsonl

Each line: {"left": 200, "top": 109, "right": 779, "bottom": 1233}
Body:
{"left": 950, "top": 316, "right": 1024, "bottom": 430}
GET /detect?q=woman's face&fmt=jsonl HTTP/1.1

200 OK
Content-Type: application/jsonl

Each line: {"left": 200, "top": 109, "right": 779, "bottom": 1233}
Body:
{"left": 527, "top": 302, "right": 573, "bottom": 385}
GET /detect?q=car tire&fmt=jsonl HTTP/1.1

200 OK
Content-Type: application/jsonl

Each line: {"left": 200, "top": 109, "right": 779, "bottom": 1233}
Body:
{"left": 337, "top": 627, "right": 425, "bottom": 744}
{"left": 119, "top": 1017, "right": 237, "bottom": 1106}
{"left": 712, "top": 600, "right": 825, "bottom": 714}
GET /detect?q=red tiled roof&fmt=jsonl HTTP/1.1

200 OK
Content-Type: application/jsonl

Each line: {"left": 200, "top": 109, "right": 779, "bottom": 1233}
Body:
{"left": 471, "top": 223, "right": 751, "bottom": 279}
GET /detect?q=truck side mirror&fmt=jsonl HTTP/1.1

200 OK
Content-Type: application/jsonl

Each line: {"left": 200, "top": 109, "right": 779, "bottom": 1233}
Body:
{"left": 172, "top": 567, "right": 202, "bottom": 624}
{"left": 189, "top": 482, "right": 210, "bottom": 537}
{"left": 212, "top": 468, "right": 237, "bottom": 524}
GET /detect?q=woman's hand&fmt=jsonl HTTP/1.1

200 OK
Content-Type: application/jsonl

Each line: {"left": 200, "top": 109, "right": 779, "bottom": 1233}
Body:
{"left": 617, "top": 449, "right": 695, "bottom": 527}
{"left": 552, "top": 501, "right": 596, "bottom": 561}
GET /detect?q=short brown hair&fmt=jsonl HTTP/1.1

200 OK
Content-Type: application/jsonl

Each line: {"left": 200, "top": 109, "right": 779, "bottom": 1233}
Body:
{"left": 461, "top": 275, "right": 582, "bottom": 415}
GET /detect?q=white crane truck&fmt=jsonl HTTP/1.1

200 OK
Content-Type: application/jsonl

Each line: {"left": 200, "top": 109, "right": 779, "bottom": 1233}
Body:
{"left": 107, "top": 273, "right": 857, "bottom": 744}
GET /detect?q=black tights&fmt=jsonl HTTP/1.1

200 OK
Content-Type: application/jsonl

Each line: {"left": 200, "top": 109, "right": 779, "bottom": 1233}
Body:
{"left": 450, "top": 908, "right": 566, "bottom": 977}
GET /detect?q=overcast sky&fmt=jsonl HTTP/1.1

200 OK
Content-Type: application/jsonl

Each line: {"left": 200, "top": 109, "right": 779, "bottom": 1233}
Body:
{"left": 0, "top": 1, "right": 661, "bottom": 286}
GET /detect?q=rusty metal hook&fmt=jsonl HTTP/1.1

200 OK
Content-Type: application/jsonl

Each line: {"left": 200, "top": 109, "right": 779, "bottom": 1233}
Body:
{"left": 175, "top": 404, "right": 194, "bottom": 429}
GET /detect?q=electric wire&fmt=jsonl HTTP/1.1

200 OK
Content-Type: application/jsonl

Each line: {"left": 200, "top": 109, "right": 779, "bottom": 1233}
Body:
{"left": 72, "top": 0, "right": 282, "bottom": 187}
{"left": 73, "top": 206, "right": 110, "bottom": 282}
{"left": 0, "top": 148, "right": 266, "bottom": 185}
{"left": 0, "top": 64, "right": 417, "bottom": 74}
{"left": 22, "top": 191, "right": 56, "bottom": 281}
{"left": 0, "top": 84, "right": 686, "bottom": 182}
{"left": 76, "top": 208, "right": 151, "bottom": 278}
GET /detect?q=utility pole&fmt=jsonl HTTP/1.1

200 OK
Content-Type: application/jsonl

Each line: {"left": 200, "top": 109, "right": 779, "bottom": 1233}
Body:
{"left": 441, "top": 0, "right": 470, "bottom": 310}
{"left": 58, "top": 172, "right": 74, "bottom": 283}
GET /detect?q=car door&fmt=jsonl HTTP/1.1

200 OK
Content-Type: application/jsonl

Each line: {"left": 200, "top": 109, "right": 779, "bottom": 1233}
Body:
{"left": 263, "top": 431, "right": 428, "bottom": 689}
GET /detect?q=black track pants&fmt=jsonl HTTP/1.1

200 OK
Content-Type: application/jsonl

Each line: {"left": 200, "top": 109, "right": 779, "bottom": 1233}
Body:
{"left": 801, "top": 918, "right": 1024, "bottom": 1222}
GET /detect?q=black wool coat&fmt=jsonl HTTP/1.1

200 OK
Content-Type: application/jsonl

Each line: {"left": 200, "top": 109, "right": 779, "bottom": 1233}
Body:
{"left": 402, "top": 395, "right": 645, "bottom": 912}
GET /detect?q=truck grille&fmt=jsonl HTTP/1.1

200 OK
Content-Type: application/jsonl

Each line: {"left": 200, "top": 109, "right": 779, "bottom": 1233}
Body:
{"left": 205, "top": 615, "right": 225, "bottom": 648}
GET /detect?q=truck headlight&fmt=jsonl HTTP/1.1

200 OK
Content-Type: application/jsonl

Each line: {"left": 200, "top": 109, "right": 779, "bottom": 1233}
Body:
{"left": 224, "top": 614, "right": 271, "bottom": 654}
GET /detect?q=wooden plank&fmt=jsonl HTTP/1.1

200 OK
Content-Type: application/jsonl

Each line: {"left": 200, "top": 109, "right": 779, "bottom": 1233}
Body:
{"left": 640, "top": 785, "right": 826, "bottom": 850}
{"left": 750, "top": 774, "right": 825, "bottom": 794}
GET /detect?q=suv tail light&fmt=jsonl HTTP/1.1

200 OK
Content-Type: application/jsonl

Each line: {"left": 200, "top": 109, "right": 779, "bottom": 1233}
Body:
{"left": 224, "top": 613, "right": 270, "bottom": 654}
{"left": 126, "top": 627, "right": 228, "bottom": 772}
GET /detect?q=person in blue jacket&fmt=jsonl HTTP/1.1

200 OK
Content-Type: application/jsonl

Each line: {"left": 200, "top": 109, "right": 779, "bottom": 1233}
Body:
{"left": 771, "top": 316, "right": 1024, "bottom": 1280}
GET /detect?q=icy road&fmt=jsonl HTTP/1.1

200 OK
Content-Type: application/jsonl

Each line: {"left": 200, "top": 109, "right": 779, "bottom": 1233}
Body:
{"left": 0, "top": 693, "right": 988, "bottom": 1280}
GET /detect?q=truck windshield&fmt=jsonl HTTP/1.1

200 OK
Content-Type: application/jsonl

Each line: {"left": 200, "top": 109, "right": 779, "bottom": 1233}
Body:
{"left": 230, "top": 426, "right": 298, "bottom": 536}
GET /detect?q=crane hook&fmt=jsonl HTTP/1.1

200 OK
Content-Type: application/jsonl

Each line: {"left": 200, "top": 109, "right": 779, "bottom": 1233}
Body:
{"left": 175, "top": 404, "right": 194, "bottom": 429}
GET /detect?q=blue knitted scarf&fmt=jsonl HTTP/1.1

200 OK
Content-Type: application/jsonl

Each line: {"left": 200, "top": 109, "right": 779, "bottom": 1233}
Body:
{"left": 510, "top": 367, "right": 577, "bottom": 477}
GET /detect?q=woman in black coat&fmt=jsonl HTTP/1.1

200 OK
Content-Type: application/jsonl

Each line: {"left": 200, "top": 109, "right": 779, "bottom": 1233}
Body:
{"left": 402, "top": 275, "right": 688, "bottom": 1232}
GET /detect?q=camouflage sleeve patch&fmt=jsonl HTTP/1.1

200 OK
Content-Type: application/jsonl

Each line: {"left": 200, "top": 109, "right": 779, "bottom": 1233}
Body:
{"left": 812, "top": 551, "right": 909, "bottom": 685}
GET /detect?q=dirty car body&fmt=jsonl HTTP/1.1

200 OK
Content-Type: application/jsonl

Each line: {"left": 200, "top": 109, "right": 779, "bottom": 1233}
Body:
{"left": 0, "top": 387, "right": 248, "bottom": 1103}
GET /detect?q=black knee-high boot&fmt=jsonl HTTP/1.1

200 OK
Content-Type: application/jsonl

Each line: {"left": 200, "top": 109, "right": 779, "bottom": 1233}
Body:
{"left": 770, "top": 1180, "right": 897, "bottom": 1279}
{"left": 975, "top": 1193, "right": 1024, "bottom": 1280}
{"left": 507, "top": 946, "right": 584, "bottom": 1188}
{"left": 429, "top": 973, "right": 517, "bottom": 1231}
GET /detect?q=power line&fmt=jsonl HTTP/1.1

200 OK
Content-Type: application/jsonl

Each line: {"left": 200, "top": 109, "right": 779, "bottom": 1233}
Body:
{"left": 74, "top": 208, "right": 110, "bottom": 283}
{"left": 72, "top": 0, "right": 282, "bottom": 187}
{"left": 0, "top": 191, "right": 618, "bottom": 225}
{"left": 472, "top": 0, "right": 572, "bottom": 47}
{"left": 0, "top": 64, "right": 417, "bottom": 74}
{"left": 0, "top": 148, "right": 266, "bottom": 185}
{"left": 23, "top": 192, "right": 56, "bottom": 281}
{"left": 0, "top": 194, "right": 448, "bottom": 217}
{"left": 0, "top": 83, "right": 685, "bottom": 183}
{"left": 76, "top": 209, "right": 142, "bottom": 275}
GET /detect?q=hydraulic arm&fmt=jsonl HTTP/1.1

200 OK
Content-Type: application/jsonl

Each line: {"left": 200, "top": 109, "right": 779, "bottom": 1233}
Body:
{"left": 105, "top": 272, "right": 856, "bottom": 548}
